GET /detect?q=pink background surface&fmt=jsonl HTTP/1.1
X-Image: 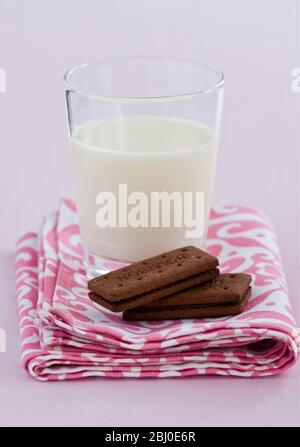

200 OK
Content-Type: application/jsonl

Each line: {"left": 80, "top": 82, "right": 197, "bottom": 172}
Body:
{"left": 0, "top": 0, "right": 299, "bottom": 426}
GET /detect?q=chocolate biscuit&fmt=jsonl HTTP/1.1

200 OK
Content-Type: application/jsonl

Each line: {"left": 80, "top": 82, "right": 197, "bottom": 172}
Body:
{"left": 88, "top": 246, "right": 219, "bottom": 312}
{"left": 89, "top": 268, "right": 218, "bottom": 312}
{"left": 123, "top": 273, "right": 251, "bottom": 321}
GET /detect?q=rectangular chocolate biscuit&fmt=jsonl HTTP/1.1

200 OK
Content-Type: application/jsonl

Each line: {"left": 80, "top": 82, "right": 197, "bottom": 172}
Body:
{"left": 88, "top": 246, "right": 219, "bottom": 312}
{"left": 89, "top": 268, "right": 218, "bottom": 312}
{"left": 123, "top": 273, "right": 251, "bottom": 321}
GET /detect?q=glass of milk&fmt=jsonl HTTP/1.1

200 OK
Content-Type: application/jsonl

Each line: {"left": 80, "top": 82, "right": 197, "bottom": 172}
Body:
{"left": 64, "top": 57, "right": 225, "bottom": 277}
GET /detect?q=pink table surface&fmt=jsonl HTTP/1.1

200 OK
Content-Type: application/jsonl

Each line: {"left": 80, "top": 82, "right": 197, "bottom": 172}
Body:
{"left": 0, "top": 0, "right": 300, "bottom": 427}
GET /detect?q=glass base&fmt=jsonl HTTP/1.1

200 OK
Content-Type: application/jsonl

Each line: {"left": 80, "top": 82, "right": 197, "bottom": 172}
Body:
{"left": 83, "top": 248, "right": 130, "bottom": 279}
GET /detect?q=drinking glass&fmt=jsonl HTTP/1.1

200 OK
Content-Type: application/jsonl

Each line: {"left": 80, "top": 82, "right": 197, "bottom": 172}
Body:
{"left": 64, "top": 56, "right": 225, "bottom": 277}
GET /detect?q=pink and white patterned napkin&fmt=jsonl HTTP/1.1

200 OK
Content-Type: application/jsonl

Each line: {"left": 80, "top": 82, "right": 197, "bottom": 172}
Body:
{"left": 15, "top": 199, "right": 299, "bottom": 380}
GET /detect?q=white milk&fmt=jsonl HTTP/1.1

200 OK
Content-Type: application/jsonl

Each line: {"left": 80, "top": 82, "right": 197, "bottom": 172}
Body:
{"left": 71, "top": 116, "right": 217, "bottom": 262}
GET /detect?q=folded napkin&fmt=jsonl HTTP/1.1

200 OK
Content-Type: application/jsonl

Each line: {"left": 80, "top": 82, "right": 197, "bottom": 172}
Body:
{"left": 15, "top": 199, "right": 299, "bottom": 380}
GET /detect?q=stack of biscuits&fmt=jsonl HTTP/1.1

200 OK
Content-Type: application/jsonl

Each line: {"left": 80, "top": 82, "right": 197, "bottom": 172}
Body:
{"left": 88, "top": 246, "right": 252, "bottom": 321}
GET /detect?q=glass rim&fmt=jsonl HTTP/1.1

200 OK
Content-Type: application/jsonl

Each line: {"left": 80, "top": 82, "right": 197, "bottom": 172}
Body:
{"left": 63, "top": 55, "right": 226, "bottom": 103}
